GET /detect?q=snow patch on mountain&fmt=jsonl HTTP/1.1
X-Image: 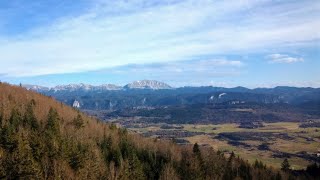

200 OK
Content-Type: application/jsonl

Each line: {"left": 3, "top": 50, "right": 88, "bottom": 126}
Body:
{"left": 218, "top": 93, "right": 227, "bottom": 98}
{"left": 95, "top": 84, "right": 122, "bottom": 91}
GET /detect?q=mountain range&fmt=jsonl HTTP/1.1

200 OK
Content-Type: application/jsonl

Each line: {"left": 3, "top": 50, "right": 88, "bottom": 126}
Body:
{"left": 22, "top": 80, "right": 320, "bottom": 106}
{"left": 23, "top": 80, "right": 172, "bottom": 92}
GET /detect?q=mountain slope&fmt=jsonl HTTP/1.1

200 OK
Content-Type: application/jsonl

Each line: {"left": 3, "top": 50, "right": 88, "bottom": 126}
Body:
{"left": 0, "top": 83, "right": 314, "bottom": 179}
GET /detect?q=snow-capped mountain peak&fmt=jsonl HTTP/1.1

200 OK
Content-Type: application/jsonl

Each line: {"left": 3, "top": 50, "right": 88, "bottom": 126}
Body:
{"left": 124, "top": 80, "right": 172, "bottom": 90}
{"left": 52, "top": 83, "right": 94, "bottom": 92}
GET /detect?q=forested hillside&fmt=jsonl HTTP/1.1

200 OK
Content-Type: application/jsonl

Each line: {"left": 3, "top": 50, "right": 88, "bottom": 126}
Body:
{"left": 0, "top": 83, "right": 318, "bottom": 179}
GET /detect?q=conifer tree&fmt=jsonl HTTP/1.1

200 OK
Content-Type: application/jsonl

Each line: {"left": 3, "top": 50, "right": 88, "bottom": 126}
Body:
{"left": 5, "top": 134, "right": 40, "bottom": 179}
{"left": 9, "top": 109, "right": 22, "bottom": 132}
{"left": 1, "top": 123, "right": 17, "bottom": 151}
{"left": 45, "top": 108, "right": 60, "bottom": 137}
{"left": 23, "top": 100, "right": 39, "bottom": 130}
{"left": 28, "top": 132, "right": 44, "bottom": 162}
{"left": 281, "top": 158, "right": 290, "bottom": 171}
{"left": 228, "top": 151, "right": 235, "bottom": 163}
{"left": 68, "top": 142, "right": 87, "bottom": 171}
{"left": 193, "top": 143, "right": 200, "bottom": 155}
{"left": 73, "top": 114, "right": 84, "bottom": 129}
{"left": 128, "top": 153, "right": 145, "bottom": 179}
{"left": 45, "top": 108, "right": 61, "bottom": 159}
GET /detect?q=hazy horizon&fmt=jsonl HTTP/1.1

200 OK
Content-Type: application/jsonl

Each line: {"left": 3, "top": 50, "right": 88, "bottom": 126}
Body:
{"left": 11, "top": 79, "right": 320, "bottom": 89}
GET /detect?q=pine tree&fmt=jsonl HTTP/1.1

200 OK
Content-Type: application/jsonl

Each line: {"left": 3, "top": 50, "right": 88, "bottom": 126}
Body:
{"left": 23, "top": 100, "right": 39, "bottom": 130}
{"left": 45, "top": 108, "right": 60, "bottom": 136}
{"left": 28, "top": 131, "right": 45, "bottom": 162}
{"left": 45, "top": 108, "right": 61, "bottom": 159}
{"left": 5, "top": 134, "right": 40, "bottom": 179}
{"left": 228, "top": 151, "right": 235, "bottom": 162}
{"left": 68, "top": 142, "right": 87, "bottom": 171}
{"left": 128, "top": 153, "right": 145, "bottom": 180}
{"left": 254, "top": 159, "right": 259, "bottom": 168}
{"left": 254, "top": 159, "right": 265, "bottom": 169}
{"left": 9, "top": 109, "right": 23, "bottom": 132}
{"left": 100, "top": 135, "right": 113, "bottom": 165}
{"left": 239, "top": 161, "right": 252, "bottom": 180}
{"left": 107, "top": 146, "right": 122, "bottom": 168}
{"left": 0, "top": 124, "right": 17, "bottom": 151}
{"left": 73, "top": 114, "right": 84, "bottom": 129}
{"left": 281, "top": 158, "right": 290, "bottom": 171}
{"left": 193, "top": 143, "right": 200, "bottom": 155}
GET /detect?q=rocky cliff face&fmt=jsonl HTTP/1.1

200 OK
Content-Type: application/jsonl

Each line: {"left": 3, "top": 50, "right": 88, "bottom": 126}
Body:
{"left": 72, "top": 100, "right": 80, "bottom": 108}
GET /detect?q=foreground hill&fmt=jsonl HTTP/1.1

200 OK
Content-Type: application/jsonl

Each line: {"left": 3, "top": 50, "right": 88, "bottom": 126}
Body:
{"left": 0, "top": 83, "right": 319, "bottom": 179}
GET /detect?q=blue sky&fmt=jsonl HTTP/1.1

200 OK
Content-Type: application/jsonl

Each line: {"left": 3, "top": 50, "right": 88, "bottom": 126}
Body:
{"left": 0, "top": 0, "right": 319, "bottom": 87}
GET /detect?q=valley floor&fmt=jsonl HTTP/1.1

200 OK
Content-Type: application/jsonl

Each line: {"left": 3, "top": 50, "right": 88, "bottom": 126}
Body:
{"left": 113, "top": 120, "right": 320, "bottom": 170}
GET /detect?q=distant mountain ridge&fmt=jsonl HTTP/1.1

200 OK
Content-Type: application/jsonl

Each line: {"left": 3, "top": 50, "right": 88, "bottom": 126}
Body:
{"left": 124, "top": 80, "right": 172, "bottom": 90}
{"left": 23, "top": 80, "right": 171, "bottom": 92}
{"left": 23, "top": 80, "right": 320, "bottom": 93}
{"left": 21, "top": 80, "right": 320, "bottom": 111}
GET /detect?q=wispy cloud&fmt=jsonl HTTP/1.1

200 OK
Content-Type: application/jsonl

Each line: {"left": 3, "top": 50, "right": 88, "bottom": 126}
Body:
{"left": 109, "top": 59, "right": 243, "bottom": 74}
{"left": 0, "top": 0, "right": 319, "bottom": 77}
{"left": 267, "top": 54, "right": 304, "bottom": 63}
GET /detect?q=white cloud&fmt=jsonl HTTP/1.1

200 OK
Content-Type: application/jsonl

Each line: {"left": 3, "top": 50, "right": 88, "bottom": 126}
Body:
{"left": 267, "top": 54, "right": 304, "bottom": 63}
{"left": 0, "top": 0, "right": 319, "bottom": 77}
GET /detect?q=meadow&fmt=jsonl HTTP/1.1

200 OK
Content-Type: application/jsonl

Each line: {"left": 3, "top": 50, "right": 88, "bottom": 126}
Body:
{"left": 126, "top": 122, "right": 320, "bottom": 169}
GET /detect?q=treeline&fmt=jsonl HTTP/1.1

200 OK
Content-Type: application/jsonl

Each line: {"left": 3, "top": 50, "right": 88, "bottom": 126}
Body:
{"left": 0, "top": 83, "right": 318, "bottom": 179}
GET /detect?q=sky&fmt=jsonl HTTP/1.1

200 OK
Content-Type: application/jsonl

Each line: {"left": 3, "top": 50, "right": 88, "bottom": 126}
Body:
{"left": 0, "top": 0, "right": 319, "bottom": 88}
